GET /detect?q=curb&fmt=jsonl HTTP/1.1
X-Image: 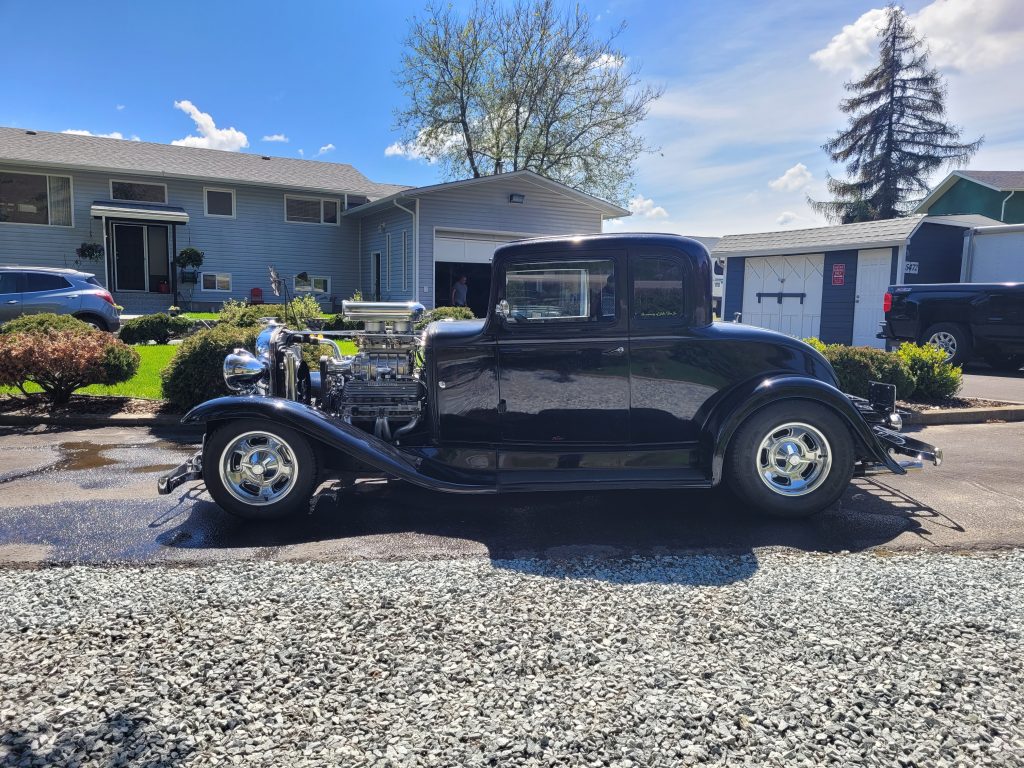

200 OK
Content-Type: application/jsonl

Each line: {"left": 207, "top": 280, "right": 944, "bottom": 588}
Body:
{"left": 0, "top": 412, "right": 197, "bottom": 430}
{"left": 903, "top": 405, "right": 1024, "bottom": 426}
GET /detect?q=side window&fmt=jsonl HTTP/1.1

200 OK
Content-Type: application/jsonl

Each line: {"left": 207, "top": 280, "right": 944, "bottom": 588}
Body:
{"left": 633, "top": 256, "right": 685, "bottom": 321}
{"left": 0, "top": 273, "right": 19, "bottom": 294}
{"left": 504, "top": 259, "right": 615, "bottom": 323}
{"left": 24, "top": 273, "right": 71, "bottom": 293}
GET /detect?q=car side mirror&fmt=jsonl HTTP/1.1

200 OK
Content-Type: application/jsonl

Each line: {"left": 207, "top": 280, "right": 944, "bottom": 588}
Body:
{"left": 495, "top": 299, "right": 514, "bottom": 323}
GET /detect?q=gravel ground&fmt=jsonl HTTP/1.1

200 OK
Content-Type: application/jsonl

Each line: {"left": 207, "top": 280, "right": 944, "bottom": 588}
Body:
{"left": 1, "top": 551, "right": 1022, "bottom": 767}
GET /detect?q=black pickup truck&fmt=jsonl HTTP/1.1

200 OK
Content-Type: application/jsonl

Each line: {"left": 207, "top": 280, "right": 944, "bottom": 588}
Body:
{"left": 879, "top": 282, "right": 1024, "bottom": 369}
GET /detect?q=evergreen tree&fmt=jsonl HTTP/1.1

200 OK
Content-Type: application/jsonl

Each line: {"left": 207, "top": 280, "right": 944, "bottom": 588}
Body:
{"left": 811, "top": 5, "right": 982, "bottom": 223}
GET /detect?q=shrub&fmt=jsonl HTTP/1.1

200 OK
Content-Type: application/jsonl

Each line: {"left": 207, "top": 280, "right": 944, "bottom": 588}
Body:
{"left": 161, "top": 323, "right": 259, "bottom": 411}
{"left": 897, "top": 342, "right": 962, "bottom": 400}
{"left": 802, "top": 336, "right": 829, "bottom": 354}
{"left": 0, "top": 313, "right": 92, "bottom": 335}
{"left": 322, "top": 314, "right": 364, "bottom": 331}
{"left": 415, "top": 305, "right": 476, "bottom": 330}
{"left": 218, "top": 298, "right": 276, "bottom": 327}
{"left": 821, "top": 344, "right": 917, "bottom": 400}
{"left": 0, "top": 330, "right": 140, "bottom": 404}
{"left": 118, "top": 313, "right": 193, "bottom": 344}
{"left": 283, "top": 294, "right": 325, "bottom": 328}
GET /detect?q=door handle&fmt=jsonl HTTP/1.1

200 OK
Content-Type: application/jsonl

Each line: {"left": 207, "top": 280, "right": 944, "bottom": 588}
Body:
{"left": 6, "top": 300, "right": 17, "bottom": 305}
{"left": 603, "top": 346, "right": 626, "bottom": 356}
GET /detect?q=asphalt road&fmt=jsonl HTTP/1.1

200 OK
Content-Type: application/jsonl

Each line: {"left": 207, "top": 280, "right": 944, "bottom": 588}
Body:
{"left": 961, "top": 363, "right": 1024, "bottom": 403}
{"left": 0, "top": 421, "right": 1021, "bottom": 566}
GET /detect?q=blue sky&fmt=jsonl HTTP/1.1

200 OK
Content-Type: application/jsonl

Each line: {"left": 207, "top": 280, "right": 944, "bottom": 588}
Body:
{"left": 2, "top": 0, "right": 1020, "bottom": 235}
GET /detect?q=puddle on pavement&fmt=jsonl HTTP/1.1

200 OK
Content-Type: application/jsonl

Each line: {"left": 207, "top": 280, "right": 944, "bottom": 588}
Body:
{"left": 132, "top": 463, "right": 180, "bottom": 475}
{"left": 54, "top": 440, "right": 196, "bottom": 474}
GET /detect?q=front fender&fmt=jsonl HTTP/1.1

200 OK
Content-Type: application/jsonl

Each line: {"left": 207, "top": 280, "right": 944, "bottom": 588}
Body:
{"left": 701, "top": 375, "right": 903, "bottom": 484}
{"left": 183, "top": 396, "right": 495, "bottom": 494}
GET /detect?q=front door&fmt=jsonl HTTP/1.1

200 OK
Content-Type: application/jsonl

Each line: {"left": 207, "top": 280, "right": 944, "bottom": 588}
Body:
{"left": 853, "top": 248, "right": 892, "bottom": 347}
{"left": 496, "top": 254, "right": 628, "bottom": 444}
{"left": 112, "top": 223, "right": 148, "bottom": 292}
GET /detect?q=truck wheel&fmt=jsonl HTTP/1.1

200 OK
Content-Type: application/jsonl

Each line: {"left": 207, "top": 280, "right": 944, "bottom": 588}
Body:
{"left": 725, "top": 402, "right": 855, "bottom": 518}
{"left": 203, "top": 419, "right": 319, "bottom": 520}
{"left": 922, "top": 323, "right": 972, "bottom": 366}
{"left": 983, "top": 352, "right": 1024, "bottom": 372}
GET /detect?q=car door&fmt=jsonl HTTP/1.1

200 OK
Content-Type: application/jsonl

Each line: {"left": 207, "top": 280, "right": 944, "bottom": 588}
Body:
{"left": 628, "top": 248, "right": 715, "bottom": 445}
{"left": 0, "top": 272, "right": 23, "bottom": 321}
{"left": 495, "top": 252, "right": 629, "bottom": 445}
{"left": 972, "top": 286, "right": 1024, "bottom": 354}
{"left": 20, "top": 272, "right": 80, "bottom": 316}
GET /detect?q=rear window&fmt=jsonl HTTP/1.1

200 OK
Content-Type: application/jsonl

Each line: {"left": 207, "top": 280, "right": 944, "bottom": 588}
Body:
{"left": 24, "top": 273, "right": 71, "bottom": 293}
{"left": 86, "top": 276, "right": 102, "bottom": 287}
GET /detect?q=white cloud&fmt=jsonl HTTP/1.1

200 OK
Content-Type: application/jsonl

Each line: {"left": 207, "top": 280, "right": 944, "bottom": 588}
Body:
{"left": 262, "top": 133, "right": 289, "bottom": 143}
{"left": 62, "top": 129, "right": 139, "bottom": 141}
{"left": 776, "top": 211, "right": 800, "bottom": 227}
{"left": 315, "top": 143, "right": 335, "bottom": 157}
{"left": 628, "top": 194, "right": 669, "bottom": 219}
{"left": 170, "top": 100, "right": 248, "bottom": 151}
{"left": 385, "top": 138, "right": 436, "bottom": 162}
{"left": 769, "top": 162, "right": 813, "bottom": 192}
{"left": 592, "top": 53, "right": 624, "bottom": 70}
{"left": 297, "top": 149, "right": 304, "bottom": 157}
{"left": 115, "top": 104, "right": 125, "bottom": 111}
{"left": 811, "top": 0, "right": 1024, "bottom": 74}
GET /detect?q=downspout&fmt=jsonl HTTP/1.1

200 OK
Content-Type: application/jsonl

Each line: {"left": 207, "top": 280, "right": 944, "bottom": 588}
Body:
{"left": 1001, "top": 190, "right": 1016, "bottom": 222}
{"left": 393, "top": 198, "right": 417, "bottom": 301}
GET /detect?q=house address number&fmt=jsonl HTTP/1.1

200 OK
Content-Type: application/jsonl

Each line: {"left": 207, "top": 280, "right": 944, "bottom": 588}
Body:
{"left": 904, "top": 261, "right": 919, "bottom": 275}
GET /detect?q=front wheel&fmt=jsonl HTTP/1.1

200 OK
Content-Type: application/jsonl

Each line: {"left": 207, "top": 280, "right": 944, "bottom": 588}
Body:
{"left": 725, "top": 402, "right": 855, "bottom": 518}
{"left": 203, "top": 419, "right": 319, "bottom": 520}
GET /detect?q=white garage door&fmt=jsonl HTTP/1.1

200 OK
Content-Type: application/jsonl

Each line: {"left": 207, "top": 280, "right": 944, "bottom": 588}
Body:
{"left": 742, "top": 254, "right": 824, "bottom": 338}
{"left": 434, "top": 230, "right": 521, "bottom": 264}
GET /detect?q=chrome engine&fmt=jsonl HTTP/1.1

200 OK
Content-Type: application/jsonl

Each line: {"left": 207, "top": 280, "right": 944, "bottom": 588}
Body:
{"left": 224, "top": 301, "right": 426, "bottom": 442}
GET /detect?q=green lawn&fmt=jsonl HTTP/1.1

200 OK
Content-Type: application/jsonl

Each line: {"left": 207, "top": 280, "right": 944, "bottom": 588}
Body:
{"left": 2, "top": 345, "right": 176, "bottom": 400}
{"left": 182, "top": 312, "right": 220, "bottom": 320}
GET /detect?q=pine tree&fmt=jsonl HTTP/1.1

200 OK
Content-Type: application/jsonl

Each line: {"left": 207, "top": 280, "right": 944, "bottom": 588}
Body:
{"left": 810, "top": 4, "right": 982, "bottom": 223}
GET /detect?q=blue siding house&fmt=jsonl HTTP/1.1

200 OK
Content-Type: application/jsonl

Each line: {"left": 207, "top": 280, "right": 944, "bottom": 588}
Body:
{"left": 0, "top": 127, "right": 626, "bottom": 315}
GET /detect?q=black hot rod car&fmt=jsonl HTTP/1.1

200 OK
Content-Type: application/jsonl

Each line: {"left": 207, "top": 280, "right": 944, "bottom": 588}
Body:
{"left": 159, "top": 234, "right": 940, "bottom": 519}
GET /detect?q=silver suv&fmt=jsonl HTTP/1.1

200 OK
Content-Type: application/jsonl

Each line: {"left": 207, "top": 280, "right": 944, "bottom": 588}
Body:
{"left": 0, "top": 266, "right": 121, "bottom": 331}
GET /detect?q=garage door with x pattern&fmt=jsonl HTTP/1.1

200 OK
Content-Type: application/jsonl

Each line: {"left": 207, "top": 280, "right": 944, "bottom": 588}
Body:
{"left": 741, "top": 254, "right": 824, "bottom": 339}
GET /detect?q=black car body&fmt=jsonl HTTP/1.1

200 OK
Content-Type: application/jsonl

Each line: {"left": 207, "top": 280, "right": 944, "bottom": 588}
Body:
{"left": 879, "top": 282, "right": 1024, "bottom": 369}
{"left": 160, "top": 234, "right": 940, "bottom": 519}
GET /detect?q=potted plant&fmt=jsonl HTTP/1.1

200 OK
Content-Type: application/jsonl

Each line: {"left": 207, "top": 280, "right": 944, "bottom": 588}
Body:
{"left": 168, "top": 305, "right": 181, "bottom": 317}
{"left": 74, "top": 242, "right": 104, "bottom": 267}
{"left": 176, "top": 247, "right": 204, "bottom": 284}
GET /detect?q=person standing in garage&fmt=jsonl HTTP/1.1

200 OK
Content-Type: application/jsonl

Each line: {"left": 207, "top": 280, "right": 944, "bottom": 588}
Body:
{"left": 451, "top": 275, "right": 469, "bottom": 307}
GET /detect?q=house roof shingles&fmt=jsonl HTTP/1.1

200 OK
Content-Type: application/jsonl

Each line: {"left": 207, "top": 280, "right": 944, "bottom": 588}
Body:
{"left": 956, "top": 170, "right": 1024, "bottom": 191}
{"left": 712, "top": 214, "right": 1002, "bottom": 258}
{"left": 0, "top": 126, "right": 408, "bottom": 200}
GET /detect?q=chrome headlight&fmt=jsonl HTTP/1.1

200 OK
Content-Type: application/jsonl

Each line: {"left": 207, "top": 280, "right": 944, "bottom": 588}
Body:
{"left": 223, "top": 348, "right": 267, "bottom": 392}
{"left": 255, "top": 324, "right": 276, "bottom": 358}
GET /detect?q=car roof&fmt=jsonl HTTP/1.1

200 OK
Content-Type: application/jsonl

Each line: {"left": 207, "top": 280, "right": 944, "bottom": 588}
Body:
{"left": 493, "top": 232, "right": 712, "bottom": 261}
{"left": 0, "top": 265, "right": 93, "bottom": 278}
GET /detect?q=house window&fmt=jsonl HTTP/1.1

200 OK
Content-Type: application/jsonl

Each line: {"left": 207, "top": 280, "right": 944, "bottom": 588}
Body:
{"left": 295, "top": 274, "right": 330, "bottom": 294}
{"left": 0, "top": 171, "right": 73, "bottom": 226}
{"left": 386, "top": 233, "right": 392, "bottom": 291}
{"left": 201, "top": 272, "right": 232, "bottom": 292}
{"left": 285, "top": 195, "right": 340, "bottom": 225}
{"left": 110, "top": 179, "right": 167, "bottom": 204}
{"left": 204, "top": 188, "right": 235, "bottom": 218}
{"left": 402, "top": 230, "right": 409, "bottom": 291}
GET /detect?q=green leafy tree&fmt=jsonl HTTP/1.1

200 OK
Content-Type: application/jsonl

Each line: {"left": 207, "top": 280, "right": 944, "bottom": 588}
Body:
{"left": 395, "top": 0, "right": 661, "bottom": 204}
{"left": 811, "top": 4, "right": 982, "bottom": 223}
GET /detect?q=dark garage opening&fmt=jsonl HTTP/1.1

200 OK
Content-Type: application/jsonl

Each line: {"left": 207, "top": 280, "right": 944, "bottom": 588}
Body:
{"left": 434, "top": 262, "right": 492, "bottom": 318}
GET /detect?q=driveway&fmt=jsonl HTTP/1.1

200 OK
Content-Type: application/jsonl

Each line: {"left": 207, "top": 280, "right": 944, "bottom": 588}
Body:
{"left": 961, "top": 362, "right": 1024, "bottom": 402}
{"left": 0, "top": 421, "right": 1021, "bottom": 564}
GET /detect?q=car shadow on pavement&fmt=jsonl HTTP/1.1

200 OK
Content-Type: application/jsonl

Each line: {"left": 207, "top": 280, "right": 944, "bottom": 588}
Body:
{"left": 151, "top": 474, "right": 952, "bottom": 586}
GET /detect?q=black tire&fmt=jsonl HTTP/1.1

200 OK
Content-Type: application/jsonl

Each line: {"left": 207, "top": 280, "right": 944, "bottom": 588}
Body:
{"left": 725, "top": 401, "right": 855, "bottom": 518}
{"left": 74, "top": 313, "right": 108, "bottom": 331}
{"left": 983, "top": 352, "right": 1024, "bottom": 372}
{"left": 922, "top": 322, "right": 972, "bottom": 367}
{"left": 203, "top": 418, "right": 320, "bottom": 520}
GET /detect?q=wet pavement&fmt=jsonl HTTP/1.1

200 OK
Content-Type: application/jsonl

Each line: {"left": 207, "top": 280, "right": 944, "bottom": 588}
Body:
{"left": 0, "top": 422, "right": 1021, "bottom": 565}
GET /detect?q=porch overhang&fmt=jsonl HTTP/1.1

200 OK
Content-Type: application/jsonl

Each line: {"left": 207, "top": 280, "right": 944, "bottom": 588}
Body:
{"left": 90, "top": 200, "right": 190, "bottom": 224}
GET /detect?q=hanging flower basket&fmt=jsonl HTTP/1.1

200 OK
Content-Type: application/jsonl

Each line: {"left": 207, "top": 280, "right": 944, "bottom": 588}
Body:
{"left": 74, "top": 242, "right": 104, "bottom": 266}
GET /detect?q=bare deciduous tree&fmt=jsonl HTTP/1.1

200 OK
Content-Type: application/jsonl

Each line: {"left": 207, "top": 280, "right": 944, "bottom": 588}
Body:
{"left": 395, "top": 0, "right": 661, "bottom": 204}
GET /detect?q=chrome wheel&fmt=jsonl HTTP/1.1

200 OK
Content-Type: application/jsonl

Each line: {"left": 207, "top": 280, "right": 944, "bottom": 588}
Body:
{"left": 219, "top": 431, "right": 298, "bottom": 506}
{"left": 927, "top": 331, "right": 957, "bottom": 361}
{"left": 756, "top": 422, "right": 833, "bottom": 497}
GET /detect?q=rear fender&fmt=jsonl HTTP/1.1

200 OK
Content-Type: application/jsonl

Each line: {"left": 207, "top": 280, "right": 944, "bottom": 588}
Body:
{"left": 183, "top": 396, "right": 495, "bottom": 494}
{"left": 701, "top": 375, "right": 903, "bottom": 484}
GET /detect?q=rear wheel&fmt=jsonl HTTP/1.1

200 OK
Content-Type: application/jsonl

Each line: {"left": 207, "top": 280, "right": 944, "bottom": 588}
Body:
{"left": 74, "top": 314, "right": 106, "bottom": 331}
{"left": 203, "top": 419, "right": 319, "bottom": 520}
{"left": 725, "top": 402, "right": 855, "bottom": 518}
{"left": 922, "top": 322, "right": 972, "bottom": 366}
